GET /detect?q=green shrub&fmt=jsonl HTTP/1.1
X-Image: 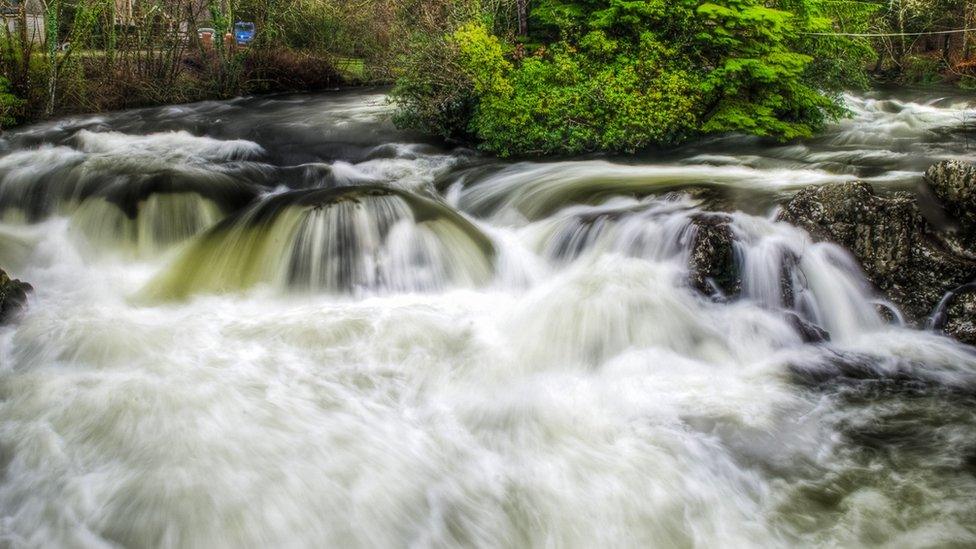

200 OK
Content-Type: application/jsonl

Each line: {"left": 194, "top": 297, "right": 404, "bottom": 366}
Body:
{"left": 960, "top": 75, "right": 976, "bottom": 91}
{"left": 900, "top": 54, "right": 945, "bottom": 85}
{"left": 393, "top": 0, "right": 857, "bottom": 156}
{"left": 391, "top": 31, "right": 479, "bottom": 143}
{"left": 452, "top": 24, "right": 701, "bottom": 155}
{"left": 0, "top": 77, "right": 24, "bottom": 129}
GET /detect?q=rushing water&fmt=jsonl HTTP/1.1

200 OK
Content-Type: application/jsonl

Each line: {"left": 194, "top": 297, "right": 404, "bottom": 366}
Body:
{"left": 1, "top": 89, "right": 975, "bottom": 548}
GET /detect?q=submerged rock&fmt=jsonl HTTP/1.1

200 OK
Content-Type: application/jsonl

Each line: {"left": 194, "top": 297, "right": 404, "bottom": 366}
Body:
{"left": 874, "top": 302, "right": 902, "bottom": 325}
{"left": 789, "top": 350, "right": 976, "bottom": 398}
{"left": 779, "top": 180, "right": 976, "bottom": 325}
{"left": 0, "top": 268, "right": 31, "bottom": 323}
{"left": 785, "top": 312, "right": 831, "bottom": 344}
{"left": 688, "top": 213, "right": 740, "bottom": 299}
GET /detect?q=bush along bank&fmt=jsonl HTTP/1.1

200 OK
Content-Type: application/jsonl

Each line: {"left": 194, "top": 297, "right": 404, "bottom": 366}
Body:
{"left": 392, "top": 0, "right": 871, "bottom": 157}
{"left": 2, "top": 46, "right": 346, "bottom": 128}
{"left": 0, "top": 0, "right": 413, "bottom": 128}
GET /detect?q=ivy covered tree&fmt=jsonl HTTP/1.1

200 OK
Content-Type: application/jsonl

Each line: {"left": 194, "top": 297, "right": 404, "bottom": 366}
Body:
{"left": 392, "top": 0, "right": 865, "bottom": 156}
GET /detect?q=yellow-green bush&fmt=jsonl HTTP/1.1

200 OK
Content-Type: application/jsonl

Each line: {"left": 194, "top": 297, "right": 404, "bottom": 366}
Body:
{"left": 393, "top": 0, "right": 862, "bottom": 156}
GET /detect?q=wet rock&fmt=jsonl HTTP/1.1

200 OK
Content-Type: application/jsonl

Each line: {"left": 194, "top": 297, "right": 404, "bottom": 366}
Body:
{"left": 874, "top": 302, "right": 901, "bottom": 325}
{"left": 944, "top": 292, "right": 976, "bottom": 345}
{"left": 679, "top": 186, "right": 736, "bottom": 213}
{"left": 779, "top": 251, "right": 801, "bottom": 310}
{"left": 688, "top": 213, "right": 740, "bottom": 299}
{"left": 785, "top": 312, "right": 831, "bottom": 344}
{"left": 933, "top": 285, "right": 976, "bottom": 345}
{"left": 779, "top": 181, "right": 976, "bottom": 324}
{"left": 924, "top": 160, "right": 976, "bottom": 233}
{"left": 0, "top": 268, "right": 31, "bottom": 324}
{"left": 679, "top": 185, "right": 783, "bottom": 215}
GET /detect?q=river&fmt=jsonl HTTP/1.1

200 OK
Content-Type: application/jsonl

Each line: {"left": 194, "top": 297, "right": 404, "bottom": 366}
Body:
{"left": 0, "top": 89, "right": 974, "bottom": 547}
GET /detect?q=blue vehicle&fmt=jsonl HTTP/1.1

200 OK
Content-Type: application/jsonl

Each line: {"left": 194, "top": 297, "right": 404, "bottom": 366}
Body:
{"left": 234, "top": 22, "right": 255, "bottom": 45}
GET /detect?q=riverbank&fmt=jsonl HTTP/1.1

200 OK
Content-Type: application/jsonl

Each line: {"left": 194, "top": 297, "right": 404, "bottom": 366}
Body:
{"left": 2, "top": 48, "right": 377, "bottom": 129}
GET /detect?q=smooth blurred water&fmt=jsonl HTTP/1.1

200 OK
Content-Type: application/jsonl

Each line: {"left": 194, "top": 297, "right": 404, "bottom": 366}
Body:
{"left": 0, "top": 89, "right": 975, "bottom": 548}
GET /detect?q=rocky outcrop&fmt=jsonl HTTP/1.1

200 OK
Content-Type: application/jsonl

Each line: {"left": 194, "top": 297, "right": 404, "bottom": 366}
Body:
{"left": 0, "top": 269, "right": 31, "bottom": 324}
{"left": 779, "top": 165, "right": 976, "bottom": 336}
{"left": 925, "top": 160, "right": 976, "bottom": 232}
{"left": 778, "top": 180, "right": 976, "bottom": 322}
{"left": 688, "top": 213, "right": 740, "bottom": 299}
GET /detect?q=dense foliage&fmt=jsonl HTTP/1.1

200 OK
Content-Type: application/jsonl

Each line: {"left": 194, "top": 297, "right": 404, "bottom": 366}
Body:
{"left": 393, "top": 0, "right": 867, "bottom": 155}
{"left": 0, "top": 77, "right": 22, "bottom": 128}
{"left": 0, "top": 0, "right": 385, "bottom": 127}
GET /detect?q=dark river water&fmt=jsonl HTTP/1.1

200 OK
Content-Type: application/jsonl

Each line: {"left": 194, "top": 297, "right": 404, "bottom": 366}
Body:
{"left": 0, "top": 89, "right": 975, "bottom": 547}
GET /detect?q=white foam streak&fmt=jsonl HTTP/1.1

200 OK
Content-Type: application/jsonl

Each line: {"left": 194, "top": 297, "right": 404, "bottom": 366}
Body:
{"left": 75, "top": 130, "right": 265, "bottom": 161}
{"left": 461, "top": 161, "right": 854, "bottom": 221}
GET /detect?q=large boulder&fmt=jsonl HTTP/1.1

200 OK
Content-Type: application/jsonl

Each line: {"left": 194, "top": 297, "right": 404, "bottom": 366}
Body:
{"left": 0, "top": 268, "right": 31, "bottom": 324}
{"left": 778, "top": 180, "right": 976, "bottom": 325}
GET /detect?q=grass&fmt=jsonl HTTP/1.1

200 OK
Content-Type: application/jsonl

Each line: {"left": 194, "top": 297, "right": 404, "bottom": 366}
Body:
{"left": 332, "top": 56, "right": 365, "bottom": 81}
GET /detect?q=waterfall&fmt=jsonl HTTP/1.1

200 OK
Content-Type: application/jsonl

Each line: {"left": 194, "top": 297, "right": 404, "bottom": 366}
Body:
{"left": 0, "top": 89, "right": 974, "bottom": 548}
{"left": 143, "top": 186, "right": 495, "bottom": 299}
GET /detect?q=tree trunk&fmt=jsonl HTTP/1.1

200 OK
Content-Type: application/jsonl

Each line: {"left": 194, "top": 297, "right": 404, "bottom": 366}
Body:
{"left": 45, "top": 0, "right": 59, "bottom": 116}
{"left": 16, "top": 3, "right": 30, "bottom": 89}
{"left": 965, "top": 1, "right": 974, "bottom": 59}
{"left": 943, "top": 33, "right": 952, "bottom": 67}
{"left": 897, "top": 0, "right": 906, "bottom": 66}
{"left": 17, "top": 3, "right": 27, "bottom": 47}
{"left": 516, "top": 0, "right": 528, "bottom": 37}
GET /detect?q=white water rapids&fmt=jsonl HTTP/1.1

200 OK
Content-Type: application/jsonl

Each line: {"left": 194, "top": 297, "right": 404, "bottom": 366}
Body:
{"left": 1, "top": 90, "right": 975, "bottom": 547}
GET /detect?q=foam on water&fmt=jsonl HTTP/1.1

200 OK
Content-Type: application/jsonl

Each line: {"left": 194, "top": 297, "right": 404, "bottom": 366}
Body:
{"left": 0, "top": 90, "right": 975, "bottom": 548}
{"left": 74, "top": 129, "right": 265, "bottom": 161}
{"left": 458, "top": 161, "right": 856, "bottom": 221}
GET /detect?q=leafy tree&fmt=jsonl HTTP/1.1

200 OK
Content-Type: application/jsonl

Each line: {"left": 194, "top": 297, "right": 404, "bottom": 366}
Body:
{"left": 393, "top": 0, "right": 863, "bottom": 156}
{"left": 779, "top": 0, "right": 878, "bottom": 89}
